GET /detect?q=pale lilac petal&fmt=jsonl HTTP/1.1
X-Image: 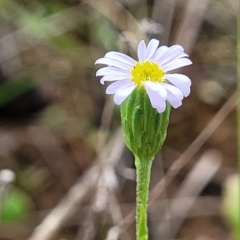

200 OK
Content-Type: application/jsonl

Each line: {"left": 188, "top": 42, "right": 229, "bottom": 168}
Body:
{"left": 162, "top": 83, "right": 183, "bottom": 108}
{"left": 163, "top": 83, "right": 183, "bottom": 99}
{"left": 137, "top": 40, "right": 147, "bottom": 62}
{"left": 161, "top": 58, "right": 192, "bottom": 72}
{"left": 164, "top": 74, "right": 191, "bottom": 96}
{"left": 157, "top": 45, "right": 184, "bottom": 64}
{"left": 143, "top": 81, "right": 167, "bottom": 100}
{"left": 166, "top": 45, "right": 184, "bottom": 57}
{"left": 156, "top": 101, "right": 166, "bottom": 113}
{"left": 169, "top": 80, "right": 190, "bottom": 97}
{"left": 105, "top": 51, "right": 136, "bottom": 66}
{"left": 100, "top": 76, "right": 130, "bottom": 84}
{"left": 150, "top": 46, "right": 169, "bottom": 62}
{"left": 145, "top": 39, "right": 159, "bottom": 60}
{"left": 167, "top": 93, "right": 182, "bottom": 108}
{"left": 159, "top": 51, "right": 188, "bottom": 65}
{"left": 144, "top": 83, "right": 166, "bottom": 112}
{"left": 96, "top": 67, "right": 129, "bottom": 76}
{"left": 106, "top": 80, "right": 131, "bottom": 94}
{"left": 165, "top": 74, "right": 191, "bottom": 86}
{"left": 159, "top": 54, "right": 189, "bottom": 66}
{"left": 95, "top": 58, "right": 130, "bottom": 70}
{"left": 114, "top": 82, "right": 136, "bottom": 105}
{"left": 143, "top": 84, "right": 160, "bottom": 108}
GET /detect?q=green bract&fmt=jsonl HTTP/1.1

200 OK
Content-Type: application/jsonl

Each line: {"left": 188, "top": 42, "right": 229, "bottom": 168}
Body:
{"left": 120, "top": 87, "right": 171, "bottom": 160}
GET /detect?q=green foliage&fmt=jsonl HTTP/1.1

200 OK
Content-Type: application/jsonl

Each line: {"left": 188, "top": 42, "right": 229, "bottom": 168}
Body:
{"left": 0, "top": 187, "right": 33, "bottom": 221}
{"left": 90, "top": 16, "right": 119, "bottom": 51}
{"left": 20, "top": 12, "right": 56, "bottom": 41}
{"left": 18, "top": 167, "right": 50, "bottom": 193}
{"left": 222, "top": 175, "right": 240, "bottom": 240}
{"left": 0, "top": 78, "right": 34, "bottom": 106}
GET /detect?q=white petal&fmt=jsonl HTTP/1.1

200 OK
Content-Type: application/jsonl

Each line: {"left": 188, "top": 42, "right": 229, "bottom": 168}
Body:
{"left": 97, "top": 70, "right": 129, "bottom": 78}
{"left": 150, "top": 46, "right": 169, "bottom": 62}
{"left": 162, "top": 58, "right": 192, "bottom": 72}
{"left": 144, "top": 83, "right": 166, "bottom": 112}
{"left": 143, "top": 81, "right": 167, "bottom": 100}
{"left": 106, "top": 80, "right": 131, "bottom": 94}
{"left": 162, "top": 83, "right": 183, "bottom": 108}
{"left": 105, "top": 51, "right": 136, "bottom": 66}
{"left": 164, "top": 74, "right": 191, "bottom": 97}
{"left": 101, "top": 75, "right": 131, "bottom": 81}
{"left": 95, "top": 58, "right": 130, "bottom": 70}
{"left": 114, "top": 82, "right": 136, "bottom": 105}
{"left": 100, "top": 76, "right": 130, "bottom": 84}
{"left": 145, "top": 39, "right": 159, "bottom": 60}
{"left": 96, "top": 67, "right": 129, "bottom": 76}
{"left": 137, "top": 40, "right": 147, "bottom": 62}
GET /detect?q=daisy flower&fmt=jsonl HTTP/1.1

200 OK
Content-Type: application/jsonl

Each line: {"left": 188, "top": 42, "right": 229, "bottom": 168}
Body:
{"left": 95, "top": 39, "right": 192, "bottom": 113}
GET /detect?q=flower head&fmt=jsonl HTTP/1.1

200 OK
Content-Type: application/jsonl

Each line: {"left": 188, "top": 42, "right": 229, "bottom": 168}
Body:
{"left": 95, "top": 39, "right": 192, "bottom": 113}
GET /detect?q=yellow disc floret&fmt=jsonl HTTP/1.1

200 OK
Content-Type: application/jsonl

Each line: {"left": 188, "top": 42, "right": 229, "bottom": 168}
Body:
{"left": 131, "top": 61, "right": 165, "bottom": 85}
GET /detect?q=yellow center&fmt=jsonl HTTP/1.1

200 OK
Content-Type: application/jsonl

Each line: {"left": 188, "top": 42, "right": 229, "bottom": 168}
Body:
{"left": 131, "top": 61, "right": 165, "bottom": 85}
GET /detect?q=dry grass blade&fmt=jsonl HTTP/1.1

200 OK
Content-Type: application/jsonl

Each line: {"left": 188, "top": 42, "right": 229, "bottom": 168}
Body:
{"left": 173, "top": 0, "right": 210, "bottom": 52}
{"left": 84, "top": 0, "right": 145, "bottom": 46}
{"left": 26, "top": 129, "right": 124, "bottom": 240}
{"left": 156, "top": 150, "right": 222, "bottom": 239}
{"left": 96, "top": 98, "right": 115, "bottom": 153}
{"left": 152, "top": 0, "right": 175, "bottom": 44}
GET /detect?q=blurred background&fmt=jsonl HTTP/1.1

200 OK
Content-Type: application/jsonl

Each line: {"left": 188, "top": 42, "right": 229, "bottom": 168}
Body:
{"left": 0, "top": 0, "right": 238, "bottom": 240}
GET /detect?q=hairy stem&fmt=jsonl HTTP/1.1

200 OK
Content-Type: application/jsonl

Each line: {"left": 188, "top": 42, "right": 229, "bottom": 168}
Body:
{"left": 135, "top": 155, "right": 153, "bottom": 240}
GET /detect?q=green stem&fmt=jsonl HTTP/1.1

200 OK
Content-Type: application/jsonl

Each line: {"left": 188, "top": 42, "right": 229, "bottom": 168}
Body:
{"left": 135, "top": 155, "right": 153, "bottom": 240}
{"left": 238, "top": 0, "right": 240, "bottom": 185}
{"left": 237, "top": 1, "right": 240, "bottom": 239}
